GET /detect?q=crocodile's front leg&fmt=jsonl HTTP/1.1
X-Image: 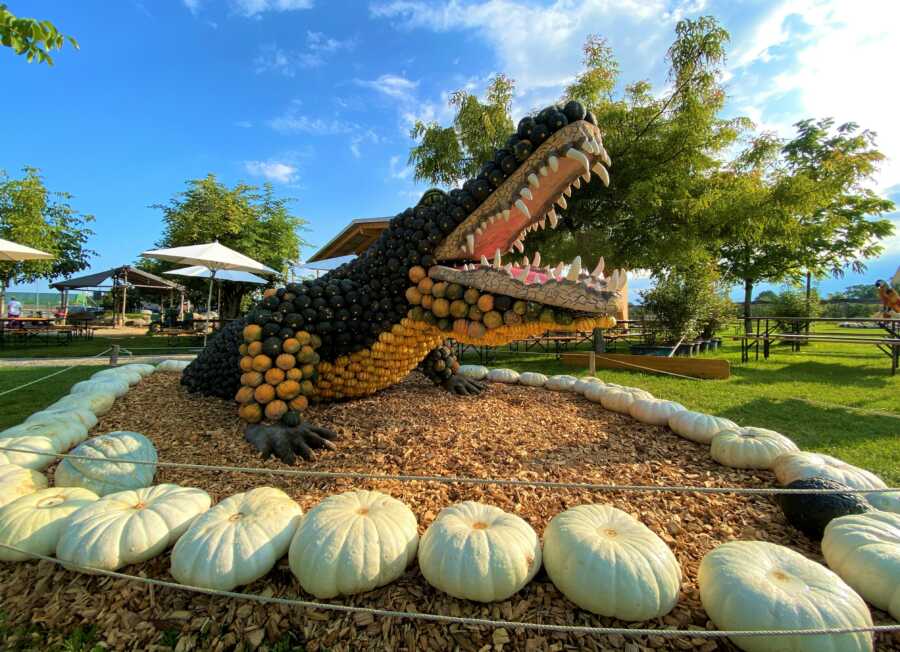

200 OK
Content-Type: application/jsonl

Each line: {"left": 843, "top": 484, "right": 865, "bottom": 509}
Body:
{"left": 419, "top": 345, "right": 486, "bottom": 396}
{"left": 245, "top": 422, "right": 338, "bottom": 464}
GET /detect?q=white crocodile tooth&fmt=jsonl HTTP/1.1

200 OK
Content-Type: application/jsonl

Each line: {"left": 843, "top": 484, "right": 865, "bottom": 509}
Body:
{"left": 554, "top": 262, "right": 565, "bottom": 279}
{"left": 580, "top": 141, "right": 595, "bottom": 155}
{"left": 503, "top": 263, "right": 513, "bottom": 275}
{"left": 518, "top": 264, "right": 531, "bottom": 282}
{"left": 548, "top": 209, "right": 558, "bottom": 228}
{"left": 503, "top": 208, "right": 511, "bottom": 222}
{"left": 609, "top": 269, "right": 619, "bottom": 288}
{"left": 565, "top": 147, "right": 591, "bottom": 174}
{"left": 514, "top": 199, "right": 531, "bottom": 219}
{"left": 514, "top": 239, "right": 525, "bottom": 253}
{"left": 557, "top": 195, "right": 567, "bottom": 210}
{"left": 532, "top": 251, "right": 541, "bottom": 268}
{"left": 581, "top": 172, "right": 591, "bottom": 183}
{"left": 540, "top": 218, "right": 546, "bottom": 229}
{"left": 460, "top": 244, "right": 467, "bottom": 254}
{"left": 573, "top": 177, "right": 581, "bottom": 190}
{"left": 466, "top": 233, "right": 475, "bottom": 254}
{"left": 521, "top": 255, "right": 529, "bottom": 266}
{"left": 592, "top": 257, "right": 605, "bottom": 278}
{"left": 527, "top": 173, "right": 540, "bottom": 188}
{"left": 475, "top": 226, "right": 483, "bottom": 236}
{"left": 539, "top": 166, "right": 549, "bottom": 177}
{"left": 520, "top": 187, "right": 533, "bottom": 201}
{"left": 600, "top": 146, "right": 611, "bottom": 167}
{"left": 488, "top": 214, "right": 496, "bottom": 225}
{"left": 616, "top": 269, "right": 627, "bottom": 290}
{"left": 566, "top": 256, "right": 582, "bottom": 281}
{"left": 593, "top": 163, "right": 610, "bottom": 186}
{"left": 480, "top": 255, "right": 489, "bottom": 267}
{"left": 563, "top": 186, "right": 572, "bottom": 198}
{"left": 548, "top": 155, "right": 559, "bottom": 172}
{"left": 493, "top": 249, "right": 502, "bottom": 268}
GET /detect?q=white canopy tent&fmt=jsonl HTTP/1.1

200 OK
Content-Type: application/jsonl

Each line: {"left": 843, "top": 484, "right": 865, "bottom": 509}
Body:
{"left": 0, "top": 238, "right": 54, "bottom": 317}
{"left": 142, "top": 242, "right": 277, "bottom": 343}
{"left": 164, "top": 265, "right": 267, "bottom": 320}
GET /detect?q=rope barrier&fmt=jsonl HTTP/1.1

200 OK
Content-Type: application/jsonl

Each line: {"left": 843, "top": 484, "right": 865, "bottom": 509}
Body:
{"left": 1, "top": 444, "right": 897, "bottom": 496}
{"left": 0, "top": 348, "right": 113, "bottom": 398}
{"left": 0, "top": 543, "right": 897, "bottom": 640}
{"left": 593, "top": 354, "right": 702, "bottom": 381}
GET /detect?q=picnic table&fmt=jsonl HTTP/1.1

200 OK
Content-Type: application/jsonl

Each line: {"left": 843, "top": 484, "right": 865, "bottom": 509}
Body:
{"left": 734, "top": 316, "right": 900, "bottom": 374}
{"left": 0, "top": 316, "right": 76, "bottom": 347}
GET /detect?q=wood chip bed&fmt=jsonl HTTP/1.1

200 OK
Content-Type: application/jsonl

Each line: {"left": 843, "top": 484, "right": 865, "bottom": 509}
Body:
{"left": 1, "top": 372, "right": 897, "bottom": 651}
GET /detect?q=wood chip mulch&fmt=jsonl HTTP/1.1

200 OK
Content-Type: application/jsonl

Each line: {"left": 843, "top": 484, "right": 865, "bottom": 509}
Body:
{"left": 1, "top": 372, "right": 897, "bottom": 652}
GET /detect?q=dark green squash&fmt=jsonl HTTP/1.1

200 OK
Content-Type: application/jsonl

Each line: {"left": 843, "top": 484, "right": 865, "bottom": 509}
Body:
{"left": 281, "top": 411, "right": 302, "bottom": 427}
{"left": 775, "top": 476, "right": 871, "bottom": 540}
{"left": 262, "top": 337, "right": 283, "bottom": 357}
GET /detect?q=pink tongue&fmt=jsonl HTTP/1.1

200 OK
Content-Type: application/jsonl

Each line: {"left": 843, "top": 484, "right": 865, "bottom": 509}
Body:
{"left": 509, "top": 266, "right": 550, "bottom": 284}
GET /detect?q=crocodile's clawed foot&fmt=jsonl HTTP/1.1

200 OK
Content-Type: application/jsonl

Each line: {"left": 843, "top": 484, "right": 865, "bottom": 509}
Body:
{"left": 442, "top": 374, "right": 486, "bottom": 396}
{"left": 245, "top": 422, "right": 338, "bottom": 464}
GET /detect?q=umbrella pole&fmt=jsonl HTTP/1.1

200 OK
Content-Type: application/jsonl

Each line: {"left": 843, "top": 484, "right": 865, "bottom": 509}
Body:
{"left": 204, "top": 271, "right": 215, "bottom": 346}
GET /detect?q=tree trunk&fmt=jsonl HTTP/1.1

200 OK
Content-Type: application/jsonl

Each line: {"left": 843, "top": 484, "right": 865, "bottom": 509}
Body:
{"left": 0, "top": 277, "right": 6, "bottom": 319}
{"left": 743, "top": 279, "right": 754, "bottom": 334}
{"left": 805, "top": 270, "right": 812, "bottom": 335}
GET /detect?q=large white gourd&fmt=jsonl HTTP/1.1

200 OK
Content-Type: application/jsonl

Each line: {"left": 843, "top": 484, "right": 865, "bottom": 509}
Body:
{"left": 486, "top": 368, "right": 519, "bottom": 384}
{"left": 418, "top": 501, "right": 540, "bottom": 602}
{"left": 667, "top": 410, "right": 737, "bottom": 444}
{"left": 543, "top": 504, "right": 681, "bottom": 620}
{"left": 710, "top": 427, "right": 798, "bottom": 470}
{"left": 53, "top": 391, "right": 116, "bottom": 417}
{"left": 171, "top": 487, "right": 302, "bottom": 591}
{"left": 773, "top": 452, "right": 885, "bottom": 491}
{"left": 545, "top": 375, "right": 578, "bottom": 391}
{"left": 289, "top": 490, "right": 418, "bottom": 598}
{"left": 55, "top": 431, "right": 157, "bottom": 496}
{"left": 157, "top": 359, "right": 191, "bottom": 372}
{"left": 92, "top": 367, "right": 141, "bottom": 385}
{"left": 57, "top": 484, "right": 211, "bottom": 572}
{"left": 573, "top": 377, "right": 603, "bottom": 395}
{"left": 120, "top": 363, "right": 155, "bottom": 377}
{"left": 26, "top": 406, "right": 98, "bottom": 431}
{"left": 0, "top": 436, "right": 58, "bottom": 470}
{"left": 0, "top": 487, "right": 99, "bottom": 561}
{"left": 1, "top": 417, "right": 88, "bottom": 452}
{"left": 0, "top": 464, "right": 48, "bottom": 508}
{"left": 72, "top": 377, "right": 129, "bottom": 398}
{"left": 629, "top": 399, "right": 685, "bottom": 426}
{"left": 822, "top": 511, "right": 900, "bottom": 621}
{"left": 600, "top": 388, "right": 652, "bottom": 414}
{"left": 698, "top": 540, "right": 873, "bottom": 652}
{"left": 583, "top": 382, "right": 622, "bottom": 404}
{"left": 518, "top": 372, "right": 548, "bottom": 387}
{"left": 458, "top": 365, "right": 489, "bottom": 380}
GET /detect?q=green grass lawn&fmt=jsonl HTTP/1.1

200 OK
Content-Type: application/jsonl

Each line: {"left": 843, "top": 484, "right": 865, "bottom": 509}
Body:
{"left": 0, "top": 334, "right": 203, "bottom": 359}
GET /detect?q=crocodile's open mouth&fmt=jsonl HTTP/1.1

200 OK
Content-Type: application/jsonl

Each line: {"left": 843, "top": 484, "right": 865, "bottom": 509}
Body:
{"left": 429, "top": 120, "right": 625, "bottom": 313}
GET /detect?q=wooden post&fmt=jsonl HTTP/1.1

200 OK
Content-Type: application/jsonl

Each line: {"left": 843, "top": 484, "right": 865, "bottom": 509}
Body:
{"left": 110, "top": 344, "right": 120, "bottom": 367}
{"left": 589, "top": 351, "right": 596, "bottom": 375}
{"left": 121, "top": 283, "right": 128, "bottom": 327}
{"left": 592, "top": 327, "right": 605, "bottom": 353}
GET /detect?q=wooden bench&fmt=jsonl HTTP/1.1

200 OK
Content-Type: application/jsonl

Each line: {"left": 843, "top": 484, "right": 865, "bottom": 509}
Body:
{"left": 734, "top": 333, "right": 900, "bottom": 374}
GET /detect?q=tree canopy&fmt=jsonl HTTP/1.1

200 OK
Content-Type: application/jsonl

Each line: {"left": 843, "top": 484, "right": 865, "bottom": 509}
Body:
{"left": 0, "top": 3, "right": 77, "bottom": 65}
{"left": 145, "top": 174, "right": 308, "bottom": 317}
{"left": 0, "top": 166, "right": 95, "bottom": 314}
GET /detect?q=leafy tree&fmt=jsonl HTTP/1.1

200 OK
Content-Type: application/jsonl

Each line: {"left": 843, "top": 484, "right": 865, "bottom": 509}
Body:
{"left": 754, "top": 290, "right": 778, "bottom": 303}
{"left": 408, "top": 74, "right": 514, "bottom": 186}
{"left": 0, "top": 3, "right": 77, "bottom": 65}
{"left": 0, "top": 167, "right": 95, "bottom": 316}
{"left": 639, "top": 258, "right": 723, "bottom": 343}
{"left": 145, "top": 174, "right": 308, "bottom": 318}
{"left": 829, "top": 283, "right": 879, "bottom": 302}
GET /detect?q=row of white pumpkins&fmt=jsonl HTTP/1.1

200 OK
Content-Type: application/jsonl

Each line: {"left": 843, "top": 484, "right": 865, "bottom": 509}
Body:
{"left": 0, "top": 362, "right": 892, "bottom": 652}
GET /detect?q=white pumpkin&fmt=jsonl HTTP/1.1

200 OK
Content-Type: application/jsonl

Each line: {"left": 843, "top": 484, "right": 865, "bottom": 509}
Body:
{"left": 667, "top": 410, "right": 738, "bottom": 444}
{"left": 822, "top": 511, "right": 900, "bottom": 621}
{"left": 710, "top": 427, "right": 799, "bottom": 470}
{"left": 599, "top": 388, "right": 652, "bottom": 414}
{"left": 0, "top": 487, "right": 99, "bottom": 561}
{"left": 92, "top": 368, "right": 141, "bottom": 386}
{"left": 52, "top": 391, "right": 116, "bottom": 416}
{"left": 57, "top": 484, "right": 211, "bottom": 572}
{"left": 418, "top": 501, "right": 540, "bottom": 602}
{"left": 865, "top": 491, "right": 900, "bottom": 514}
{"left": 457, "top": 365, "right": 489, "bottom": 380}
{"left": 1, "top": 417, "right": 88, "bottom": 452}
{"left": 518, "top": 372, "right": 548, "bottom": 387}
{"left": 698, "top": 540, "right": 873, "bottom": 652}
{"left": 289, "top": 490, "right": 418, "bottom": 598}
{"left": 545, "top": 374, "right": 578, "bottom": 391}
{"left": 773, "top": 452, "right": 886, "bottom": 492}
{"left": 55, "top": 431, "right": 157, "bottom": 496}
{"left": 26, "top": 406, "right": 98, "bottom": 431}
{"left": 72, "top": 377, "right": 129, "bottom": 398}
{"left": 157, "top": 359, "right": 191, "bottom": 372}
{"left": 171, "top": 487, "right": 302, "bottom": 590}
{"left": 486, "top": 368, "right": 519, "bottom": 384}
{"left": 543, "top": 504, "right": 681, "bottom": 620}
{"left": 629, "top": 399, "right": 686, "bottom": 426}
{"left": 120, "top": 363, "right": 155, "bottom": 377}
{"left": 0, "top": 464, "right": 48, "bottom": 508}
{"left": 0, "top": 436, "right": 58, "bottom": 470}
{"left": 573, "top": 377, "right": 603, "bottom": 395}
{"left": 584, "top": 382, "right": 620, "bottom": 404}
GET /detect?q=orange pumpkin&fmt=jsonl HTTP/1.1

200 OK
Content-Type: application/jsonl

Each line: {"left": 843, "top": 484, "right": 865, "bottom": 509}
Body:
{"left": 254, "top": 384, "right": 276, "bottom": 404}
{"left": 276, "top": 380, "right": 301, "bottom": 400}
{"left": 251, "top": 354, "right": 272, "bottom": 372}
{"left": 248, "top": 341, "right": 263, "bottom": 356}
{"left": 238, "top": 343, "right": 248, "bottom": 356}
{"left": 265, "top": 367, "right": 285, "bottom": 385}
{"left": 276, "top": 353, "right": 296, "bottom": 370}
{"left": 239, "top": 356, "right": 254, "bottom": 372}
{"left": 239, "top": 402, "right": 262, "bottom": 423}
{"left": 240, "top": 371, "right": 264, "bottom": 387}
{"left": 235, "top": 386, "right": 255, "bottom": 404}
{"left": 295, "top": 330, "right": 311, "bottom": 345}
{"left": 289, "top": 395, "right": 309, "bottom": 411}
{"left": 282, "top": 338, "right": 301, "bottom": 354}
{"left": 286, "top": 367, "right": 303, "bottom": 381}
{"left": 265, "top": 400, "right": 288, "bottom": 421}
{"left": 408, "top": 265, "right": 426, "bottom": 283}
{"left": 243, "top": 324, "right": 262, "bottom": 342}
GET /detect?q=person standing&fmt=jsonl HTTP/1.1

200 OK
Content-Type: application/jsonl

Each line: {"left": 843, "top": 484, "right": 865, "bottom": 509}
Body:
{"left": 7, "top": 296, "right": 22, "bottom": 318}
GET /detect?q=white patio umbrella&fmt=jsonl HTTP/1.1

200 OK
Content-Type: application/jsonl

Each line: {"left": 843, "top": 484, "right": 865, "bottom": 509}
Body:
{"left": 0, "top": 238, "right": 53, "bottom": 261}
{"left": 164, "top": 265, "right": 267, "bottom": 319}
{"left": 141, "top": 241, "right": 277, "bottom": 342}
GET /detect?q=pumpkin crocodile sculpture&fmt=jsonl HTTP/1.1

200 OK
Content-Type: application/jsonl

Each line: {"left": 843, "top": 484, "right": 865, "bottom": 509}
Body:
{"left": 183, "top": 99, "right": 625, "bottom": 464}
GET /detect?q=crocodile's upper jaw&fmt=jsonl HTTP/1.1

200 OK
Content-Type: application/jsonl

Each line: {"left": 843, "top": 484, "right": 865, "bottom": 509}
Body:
{"left": 429, "top": 120, "right": 625, "bottom": 313}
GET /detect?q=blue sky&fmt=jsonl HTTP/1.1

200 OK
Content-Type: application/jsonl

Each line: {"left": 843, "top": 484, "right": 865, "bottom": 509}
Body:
{"left": 3, "top": 0, "right": 899, "bottom": 299}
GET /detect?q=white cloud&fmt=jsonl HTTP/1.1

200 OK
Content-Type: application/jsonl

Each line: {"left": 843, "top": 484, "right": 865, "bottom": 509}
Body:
{"left": 355, "top": 74, "right": 419, "bottom": 101}
{"left": 183, "top": 0, "right": 202, "bottom": 13}
{"left": 268, "top": 108, "right": 356, "bottom": 135}
{"left": 389, "top": 155, "right": 412, "bottom": 180}
{"left": 230, "top": 0, "right": 313, "bottom": 17}
{"left": 254, "top": 32, "right": 354, "bottom": 77}
{"left": 243, "top": 160, "right": 299, "bottom": 184}
{"left": 350, "top": 130, "right": 380, "bottom": 159}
